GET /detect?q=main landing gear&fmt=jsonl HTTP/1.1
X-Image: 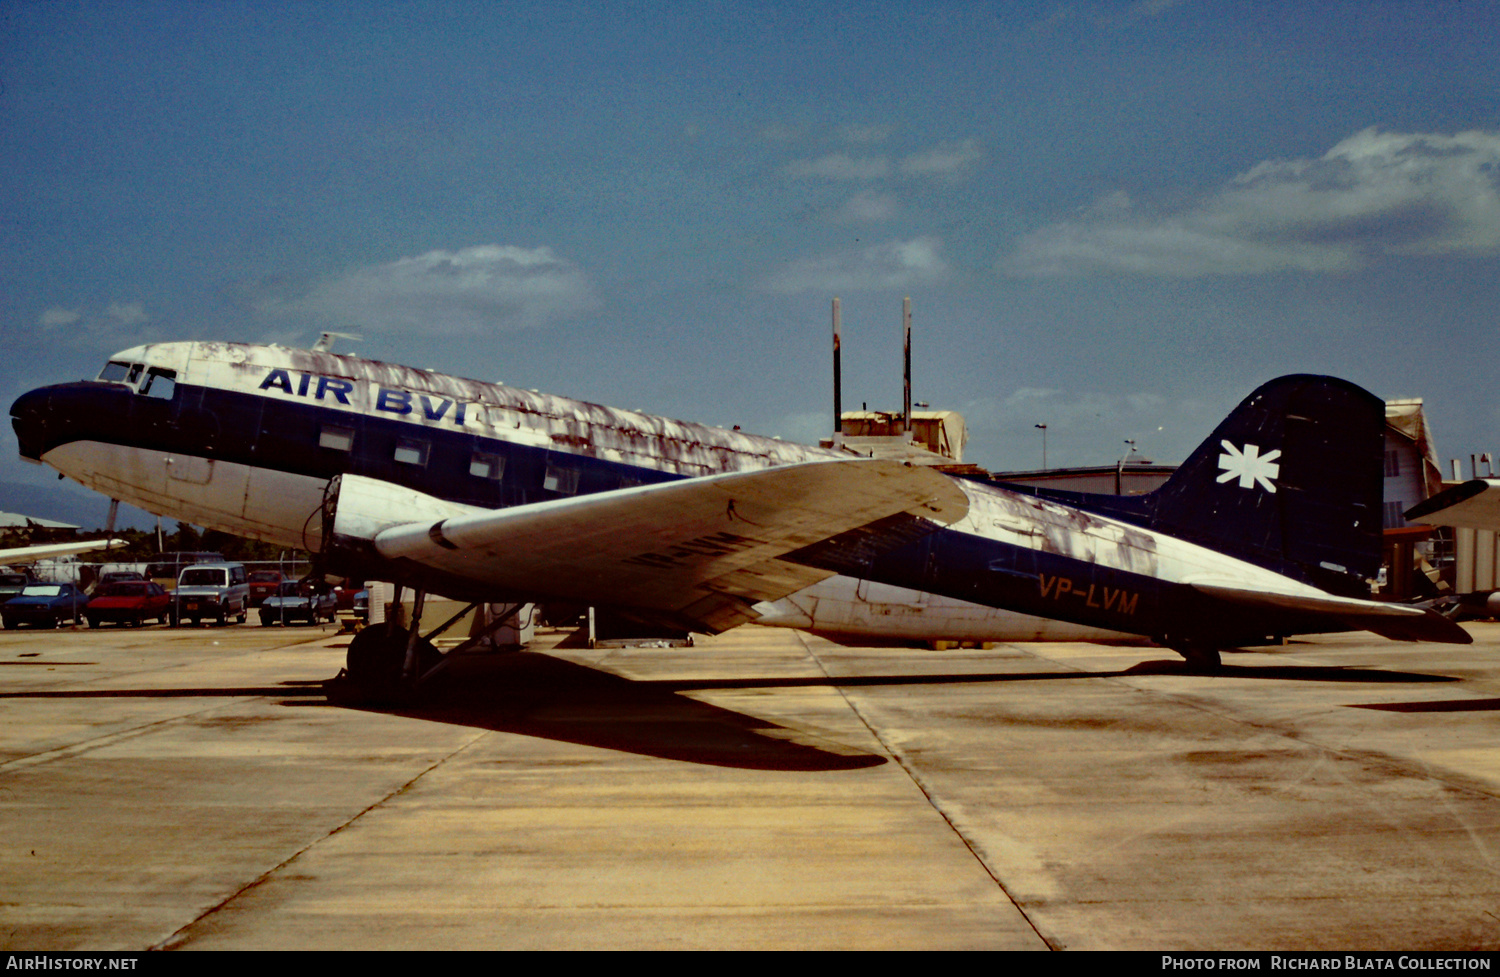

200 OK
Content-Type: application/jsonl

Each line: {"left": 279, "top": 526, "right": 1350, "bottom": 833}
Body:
{"left": 1166, "top": 641, "right": 1222, "bottom": 672}
{"left": 333, "top": 587, "right": 527, "bottom": 704}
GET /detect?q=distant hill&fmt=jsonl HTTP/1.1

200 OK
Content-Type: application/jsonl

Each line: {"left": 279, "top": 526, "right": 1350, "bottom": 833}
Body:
{"left": 0, "top": 479, "right": 172, "bottom": 531}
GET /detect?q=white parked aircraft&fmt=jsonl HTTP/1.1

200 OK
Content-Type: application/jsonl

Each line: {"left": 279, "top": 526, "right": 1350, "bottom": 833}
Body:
{"left": 10, "top": 341, "right": 1466, "bottom": 697}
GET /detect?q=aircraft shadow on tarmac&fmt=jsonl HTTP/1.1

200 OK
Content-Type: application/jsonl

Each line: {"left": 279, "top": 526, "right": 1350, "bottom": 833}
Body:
{"left": 0, "top": 650, "right": 1463, "bottom": 770}
{"left": 319, "top": 651, "right": 891, "bottom": 771}
{"left": 309, "top": 648, "right": 1460, "bottom": 770}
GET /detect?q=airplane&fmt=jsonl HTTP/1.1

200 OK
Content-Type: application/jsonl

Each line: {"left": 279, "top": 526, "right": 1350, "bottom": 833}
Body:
{"left": 0, "top": 538, "right": 128, "bottom": 564}
{"left": 9, "top": 340, "right": 1468, "bottom": 699}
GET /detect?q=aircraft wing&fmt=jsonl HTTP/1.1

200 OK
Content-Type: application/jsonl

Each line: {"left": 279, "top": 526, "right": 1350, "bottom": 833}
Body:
{"left": 0, "top": 538, "right": 128, "bottom": 564}
{"left": 1189, "top": 583, "right": 1472, "bottom": 644}
{"left": 331, "top": 459, "right": 969, "bottom": 633}
{"left": 1404, "top": 479, "right": 1500, "bottom": 531}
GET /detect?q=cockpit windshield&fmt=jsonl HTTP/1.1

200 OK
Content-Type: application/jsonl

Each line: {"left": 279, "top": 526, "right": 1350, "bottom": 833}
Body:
{"left": 96, "top": 361, "right": 175, "bottom": 399}
{"left": 98, "top": 361, "right": 132, "bottom": 383}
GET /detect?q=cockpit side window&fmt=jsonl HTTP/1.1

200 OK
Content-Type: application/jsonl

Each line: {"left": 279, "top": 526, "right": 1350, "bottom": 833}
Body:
{"left": 140, "top": 367, "right": 176, "bottom": 401}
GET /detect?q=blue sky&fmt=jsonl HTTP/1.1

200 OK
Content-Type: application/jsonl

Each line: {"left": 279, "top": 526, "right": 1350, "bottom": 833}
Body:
{"left": 4, "top": 0, "right": 1500, "bottom": 525}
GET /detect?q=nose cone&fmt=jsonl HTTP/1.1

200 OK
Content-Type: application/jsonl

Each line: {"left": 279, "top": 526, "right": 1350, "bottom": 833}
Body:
{"left": 10, "top": 387, "right": 52, "bottom": 462}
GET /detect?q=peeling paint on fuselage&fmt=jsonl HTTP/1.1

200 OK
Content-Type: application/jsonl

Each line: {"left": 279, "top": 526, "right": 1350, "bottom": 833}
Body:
{"left": 166, "top": 341, "right": 839, "bottom": 478}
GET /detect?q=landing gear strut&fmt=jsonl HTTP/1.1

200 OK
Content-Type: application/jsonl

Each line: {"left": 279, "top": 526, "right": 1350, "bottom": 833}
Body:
{"left": 335, "top": 588, "right": 528, "bottom": 704}
{"left": 340, "top": 585, "right": 439, "bottom": 703}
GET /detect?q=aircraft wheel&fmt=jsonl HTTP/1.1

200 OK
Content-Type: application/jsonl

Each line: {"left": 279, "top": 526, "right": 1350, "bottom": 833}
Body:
{"left": 343, "top": 628, "right": 440, "bottom": 703}
{"left": 1176, "top": 644, "right": 1222, "bottom": 671}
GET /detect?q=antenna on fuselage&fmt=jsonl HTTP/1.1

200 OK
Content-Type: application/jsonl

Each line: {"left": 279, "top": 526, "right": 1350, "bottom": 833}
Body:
{"left": 312, "top": 331, "right": 363, "bottom": 354}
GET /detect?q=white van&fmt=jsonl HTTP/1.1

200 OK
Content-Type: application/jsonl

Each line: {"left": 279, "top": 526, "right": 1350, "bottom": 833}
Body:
{"left": 172, "top": 563, "right": 249, "bottom": 626}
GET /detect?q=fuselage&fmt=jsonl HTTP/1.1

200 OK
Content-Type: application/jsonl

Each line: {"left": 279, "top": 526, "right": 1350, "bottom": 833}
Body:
{"left": 10, "top": 341, "right": 1338, "bottom": 647}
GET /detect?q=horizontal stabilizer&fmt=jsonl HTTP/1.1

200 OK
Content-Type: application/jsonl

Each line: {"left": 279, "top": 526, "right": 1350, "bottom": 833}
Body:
{"left": 1190, "top": 583, "right": 1472, "bottom": 645}
{"left": 1405, "top": 479, "right": 1500, "bottom": 531}
{"left": 334, "top": 459, "right": 969, "bottom": 633}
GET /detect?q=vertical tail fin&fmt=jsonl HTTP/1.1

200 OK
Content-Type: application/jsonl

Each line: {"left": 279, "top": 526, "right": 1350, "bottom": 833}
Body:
{"left": 1150, "top": 375, "right": 1384, "bottom": 596}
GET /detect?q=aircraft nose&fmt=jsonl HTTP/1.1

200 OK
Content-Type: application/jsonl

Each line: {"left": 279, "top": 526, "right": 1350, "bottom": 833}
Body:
{"left": 10, "top": 387, "right": 53, "bottom": 462}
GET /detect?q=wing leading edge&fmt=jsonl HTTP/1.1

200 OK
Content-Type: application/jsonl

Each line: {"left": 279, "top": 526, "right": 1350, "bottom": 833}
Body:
{"left": 330, "top": 459, "right": 969, "bottom": 633}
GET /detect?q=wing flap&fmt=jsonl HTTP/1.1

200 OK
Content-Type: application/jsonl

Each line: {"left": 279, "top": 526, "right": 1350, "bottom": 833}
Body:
{"left": 333, "top": 459, "right": 968, "bottom": 632}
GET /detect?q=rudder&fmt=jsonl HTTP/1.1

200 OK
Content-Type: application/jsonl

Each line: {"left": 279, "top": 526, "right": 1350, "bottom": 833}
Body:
{"left": 1149, "top": 375, "right": 1385, "bottom": 596}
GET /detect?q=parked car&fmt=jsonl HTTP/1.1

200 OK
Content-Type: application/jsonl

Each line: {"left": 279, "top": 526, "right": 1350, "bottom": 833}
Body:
{"left": 0, "top": 572, "right": 32, "bottom": 604}
{"left": 259, "top": 581, "right": 337, "bottom": 626}
{"left": 1, "top": 582, "right": 88, "bottom": 628}
{"left": 247, "top": 570, "right": 284, "bottom": 607}
{"left": 171, "top": 563, "right": 249, "bottom": 626}
{"left": 86, "top": 581, "right": 171, "bottom": 628}
{"left": 89, "top": 569, "right": 146, "bottom": 595}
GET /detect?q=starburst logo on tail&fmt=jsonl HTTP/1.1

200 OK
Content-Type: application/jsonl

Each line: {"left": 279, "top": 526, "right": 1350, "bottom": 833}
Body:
{"left": 1217, "top": 441, "right": 1281, "bottom": 493}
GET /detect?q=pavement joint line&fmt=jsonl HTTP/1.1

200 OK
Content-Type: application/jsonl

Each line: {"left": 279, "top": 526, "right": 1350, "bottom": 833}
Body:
{"left": 0, "top": 698, "right": 263, "bottom": 773}
{"left": 152, "top": 723, "right": 493, "bottom": 951}
{"left": 790, "top": 629, "right": 1058, "bottom": 951}
{"left": 0, "top": 633, "right": 344, "bottom": 774}
{"left": 1020, "top": 641, "right": 1500, "bottom": 809}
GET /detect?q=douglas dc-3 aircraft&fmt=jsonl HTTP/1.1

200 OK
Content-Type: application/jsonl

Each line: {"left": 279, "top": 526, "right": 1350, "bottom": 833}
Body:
{"left": 9, "top": 341, "right": 1468, "bottom": 697}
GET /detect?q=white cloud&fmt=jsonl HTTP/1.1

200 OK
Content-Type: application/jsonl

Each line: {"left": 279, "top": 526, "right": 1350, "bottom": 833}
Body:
{"left": 785, "top": 139, "right": 983, "bottom": 182}
{"left": 837, "top": 123, "right": 894, "bottom": 145}
{"left": 106, "top": 302, "right": 149, "bottom": 326}
{"left": 38, "top": 302, "right": 158, "bottom": 343}
{"left": 287, "top": 245, "right": 598, "bottom": 335}
{"left": 38, "top": 307, "right": 81, "bottom": 328}
{"left": 784, "top": 152, "right": 892, "bottom": 180}
{"left": 835, "top": 191, "right": 899, "bottom": 223}
{"left": 764, "top": 236, "right": 949, "bottom": 294}
{"left": 899, "top": 139, "right": 982, "bottom": 177}
{"left": 1007, "top": 128, "right": 1500, "bottom": 277}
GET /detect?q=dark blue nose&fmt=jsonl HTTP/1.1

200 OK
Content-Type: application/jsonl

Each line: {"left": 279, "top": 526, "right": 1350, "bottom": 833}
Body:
{"left": 10, "top": 387, "right": 52, "bottom": 462}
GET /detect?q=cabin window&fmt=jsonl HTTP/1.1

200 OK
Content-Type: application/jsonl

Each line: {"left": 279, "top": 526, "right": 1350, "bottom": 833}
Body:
{"left": 319, "top": 424, "right": 354, "bottom": 452}
{"left": 395, "top": 438, "right": 429, "bottom": 466}
{"left": 470, "top": 452, "right": 504, "bottom": 480}
{"left": 98, "top": 361, "right": 131, "bottom": 383}
{"left": 544, "top": 465, "right": 579, "bottom": 494}
{"left": 140, "top": 367, "right": 176, "bottom": 400}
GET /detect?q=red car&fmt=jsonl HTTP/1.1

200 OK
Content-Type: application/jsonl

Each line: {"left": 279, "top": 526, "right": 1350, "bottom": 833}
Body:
{"left": 86, "top": 581, "right": 171, "bottom": 628}
{"left": 247, "top": 570, "right": 284, "bottom": 607}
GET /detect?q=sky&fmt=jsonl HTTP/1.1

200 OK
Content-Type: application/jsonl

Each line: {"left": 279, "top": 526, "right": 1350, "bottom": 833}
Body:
{"left": 4, "top": 0, "right": 1500, "bottom": 527}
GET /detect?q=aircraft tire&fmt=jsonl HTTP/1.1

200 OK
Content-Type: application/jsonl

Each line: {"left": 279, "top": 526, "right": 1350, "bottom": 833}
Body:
{"left": 343, "top": 628, "right": 440, "bottom": 704}
{"left": 1177, "top": 644, "right": 1222, "bottom": 671}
